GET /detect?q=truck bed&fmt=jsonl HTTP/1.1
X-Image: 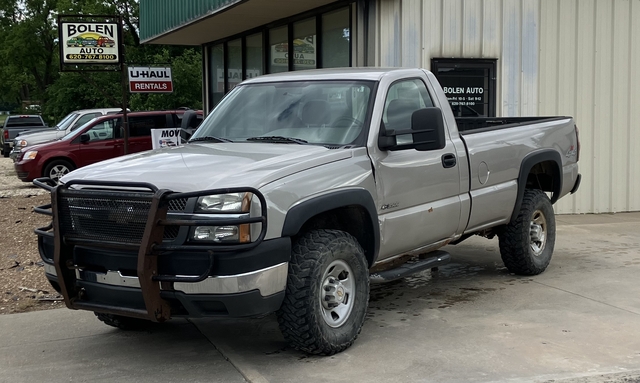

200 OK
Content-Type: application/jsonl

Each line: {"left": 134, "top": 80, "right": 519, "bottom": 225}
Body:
{"left": 455, "top": 116, "right": 569, "bottom": 134}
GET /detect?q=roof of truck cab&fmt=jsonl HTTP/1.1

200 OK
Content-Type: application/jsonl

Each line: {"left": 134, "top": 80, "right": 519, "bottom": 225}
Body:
{"left": 241, "top": 67, "right": 428, "bottom": 84}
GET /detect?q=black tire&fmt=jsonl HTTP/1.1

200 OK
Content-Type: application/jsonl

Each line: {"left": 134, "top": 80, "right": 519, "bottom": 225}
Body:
{"left": 2, "top": 144, "right": 9, "bottom": 157}
{"left": 43, "top": 160, "right": 75, "bottom": 182}
{"left": 95, "top": 313, "right": 157, "bottom": 331}
{"left": 277, "top": 229, "right": 369, "bottom": 355}
{"left": 499, "top": 189, "right": 556, "bottom": 275}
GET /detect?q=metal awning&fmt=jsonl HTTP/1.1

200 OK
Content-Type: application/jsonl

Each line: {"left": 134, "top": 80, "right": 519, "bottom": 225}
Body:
{"left": 141, "top": 0, "right": 337, "bottom": 45}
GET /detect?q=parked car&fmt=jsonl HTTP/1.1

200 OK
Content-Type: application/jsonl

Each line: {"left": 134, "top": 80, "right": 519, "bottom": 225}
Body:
{"left": 97, "top": 37, "right": 115, "bottom": 47}
{"left": 32, "top": 68, "right": 580, "bottom": 355}
{"left": 66, "top": 37, "right": 82, "bottom": 47}
{"left": 1, "top": 115, "right": 48, "bottom": 157}
{"left": 14, "top": 110, "right": 202, "bottom": 182}
{"left": 10, "top": 108, "right": 124, "bottom": 159}
{"left": 81, "top": 37, "right": 98, "bottom": 47}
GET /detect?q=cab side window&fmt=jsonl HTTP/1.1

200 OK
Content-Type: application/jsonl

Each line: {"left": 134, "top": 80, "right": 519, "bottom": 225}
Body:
{"left": 128, "top": 115, "right": 167, "bottom": 137}
{"left": 381, "top": 79, "right": 434, "bottom": 145}
{"left": 85, "top": 120, "right": 115, "bottom": 142}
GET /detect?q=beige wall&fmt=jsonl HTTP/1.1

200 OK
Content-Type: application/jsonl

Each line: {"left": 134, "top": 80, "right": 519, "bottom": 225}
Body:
{"left": 375, "top": 0, "right": 640, "bottom": 214}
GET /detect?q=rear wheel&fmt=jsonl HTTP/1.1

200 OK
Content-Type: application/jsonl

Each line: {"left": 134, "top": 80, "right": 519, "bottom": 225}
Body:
{"left": 277, "top": 229, "right": 369, "bottom": 355}
{"left": 499, "top": 189, "right": 556, "bottom": 275}
{"left": 44, "top": 160, "right": 74, "bottom": 183}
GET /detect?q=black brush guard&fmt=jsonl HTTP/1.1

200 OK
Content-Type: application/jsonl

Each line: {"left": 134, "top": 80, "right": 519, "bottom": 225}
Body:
{"left": 33, "top": 178, "right": 268, "bottom": 322}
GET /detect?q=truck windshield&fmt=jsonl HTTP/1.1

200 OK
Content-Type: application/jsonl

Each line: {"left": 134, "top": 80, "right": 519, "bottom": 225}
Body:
{"left": 55, "top": 113, "right": 79, "bottom": 131}
{"left": 191, "top": 81, "right": 374, "bottom": 147}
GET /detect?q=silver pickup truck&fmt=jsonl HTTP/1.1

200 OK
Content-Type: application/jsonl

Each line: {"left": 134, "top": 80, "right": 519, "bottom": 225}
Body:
{"left": 33, "top": 68, "right": 580, "bottom": 355}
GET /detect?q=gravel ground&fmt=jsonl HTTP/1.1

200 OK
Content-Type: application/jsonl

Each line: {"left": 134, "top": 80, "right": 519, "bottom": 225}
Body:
{"left": 0, "top": 157, "right": 63, "bottom": 314}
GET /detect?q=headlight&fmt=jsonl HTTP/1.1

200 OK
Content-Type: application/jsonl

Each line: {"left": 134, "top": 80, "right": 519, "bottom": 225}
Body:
{"left": 191, "top": 192, "right": 253, "bottom": 243}
{"left": 23, "top": 150, "right": 38, "bottom": 161}
{"left": 15, "top": 139, "right": 28, "bottom": 148}
{"left": 192, "top": 225, "right": 250, "bottom": 243}
{"left": 196, "top": 192, "right": 251, "bottom": 213}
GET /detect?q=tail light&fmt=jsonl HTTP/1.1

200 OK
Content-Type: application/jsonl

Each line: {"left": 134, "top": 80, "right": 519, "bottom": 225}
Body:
{"left": 575, "top": 124, "right": 580, "bottom": 162}
{"left": 3, "top": 130, "right": 7, "bottom": 140}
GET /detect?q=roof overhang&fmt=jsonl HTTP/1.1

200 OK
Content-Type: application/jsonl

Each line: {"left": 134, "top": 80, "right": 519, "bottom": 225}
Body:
{"left": 142, "top": 0, "right": 338, "bottom": 46}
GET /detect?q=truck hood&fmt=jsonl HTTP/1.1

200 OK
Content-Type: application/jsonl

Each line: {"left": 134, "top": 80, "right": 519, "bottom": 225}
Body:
{"left": 15, "top": 129, "right": 62, "bottom": 144}
{"left": 61, "top": 143, "right": 353, "bottom": 191}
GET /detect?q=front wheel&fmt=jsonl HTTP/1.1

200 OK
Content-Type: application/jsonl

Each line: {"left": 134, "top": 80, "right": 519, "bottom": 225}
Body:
{"left": 499, "top": 189, "right": 556, "bottom": 275}
{"left": 277, "top": 229, "right": 369, "bottom": 355}
{"left": 44, "top": 160, "right": 74, "bottom": 183}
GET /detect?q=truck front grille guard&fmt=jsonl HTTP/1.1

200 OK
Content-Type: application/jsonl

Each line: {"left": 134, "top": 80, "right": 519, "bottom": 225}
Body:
{"left": 32, "top": 177, "right": 268, "bottom": 322}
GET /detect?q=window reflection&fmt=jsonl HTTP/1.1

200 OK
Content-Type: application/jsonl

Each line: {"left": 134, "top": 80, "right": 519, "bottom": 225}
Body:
{"left": 227, "top": 39, "right": 242, "bottom": 91}
{"left": 269, "top": 26, "right": 288, "bottom": 73}
{"left": 246, "top": 33, "right": 263, "bottom": 79}
{"left": 293, "top": 18, "right": 316, "bottom": 71}
{"left": 322, "top": 8, "right": 350, "bottom": 68}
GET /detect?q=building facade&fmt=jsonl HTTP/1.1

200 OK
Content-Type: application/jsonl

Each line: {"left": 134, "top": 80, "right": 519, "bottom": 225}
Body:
{"left": 140, "top": 0, "right": 640, "bottom": 215}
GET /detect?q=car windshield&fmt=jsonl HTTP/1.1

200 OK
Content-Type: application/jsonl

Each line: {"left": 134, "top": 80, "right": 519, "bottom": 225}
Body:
{"left": 190, "top": 81, "right": 374, "bottom": 147}
{"left": 55, "top": 113, "right": 79, "bottom": 131}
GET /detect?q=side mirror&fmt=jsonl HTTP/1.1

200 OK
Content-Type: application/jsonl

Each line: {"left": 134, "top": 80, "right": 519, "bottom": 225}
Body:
{"left": 411, "top": 108, "right": 446, "bottom": 151}
{"left": 377, "top": 123, "right": 397, "bottom": 150}
{"left": 80, "top": 133, "right": 90, "bottom": 143}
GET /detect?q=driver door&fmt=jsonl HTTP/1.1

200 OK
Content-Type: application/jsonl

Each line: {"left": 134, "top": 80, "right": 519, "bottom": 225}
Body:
{"left": 369, "top": 78, "right": 462, "bottom": 260}
{"left": 75, "top": 119, "right": 122, "bottom": 167}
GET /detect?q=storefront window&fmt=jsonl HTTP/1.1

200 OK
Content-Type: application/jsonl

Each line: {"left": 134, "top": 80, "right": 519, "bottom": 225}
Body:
{"left": 245, "top": 33, "right": 263, "bottom": 79}
{"left": 227, "top": 39, "right": 242, "bottom": 91}
{"left": 322, "top": 8, "right": 350, "bottom": 68}
{"left": 207, "top": 5, "right": 353, "bottom": 110}
{"left": 431, "top": 59, "right": 497, "bottom": 117}
{"left": 269, "top": 26, "right": 288, "bottom": 73}
{"left": 209, "top": 44, "right": 224, "bottom": 110}
{"left": 293, "top": 18, "right": 316, "bottom": 71}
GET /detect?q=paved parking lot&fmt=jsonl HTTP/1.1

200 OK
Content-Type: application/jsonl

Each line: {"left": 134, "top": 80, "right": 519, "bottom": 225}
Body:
{"left": 1, "top": 213, "right": 639, "bottom": 383}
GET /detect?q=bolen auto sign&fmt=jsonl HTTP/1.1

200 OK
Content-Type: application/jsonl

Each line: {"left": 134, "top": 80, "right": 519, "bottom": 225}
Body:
{"left": 128, "top": 67, "right": 173, "bottom": 93}
{"left": 60, "top": 22, "right": 120, "bottom": 64}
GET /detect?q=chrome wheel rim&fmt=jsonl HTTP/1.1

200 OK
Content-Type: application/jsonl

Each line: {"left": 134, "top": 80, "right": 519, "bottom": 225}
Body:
{"left": 319, "top": 259, "right": 355, "bottom": 328}
{"left": 49, "top": 165, "right": 69, "bottom": 183}
{"left": 529, "top": 210, "right": 547, "bottom": 256}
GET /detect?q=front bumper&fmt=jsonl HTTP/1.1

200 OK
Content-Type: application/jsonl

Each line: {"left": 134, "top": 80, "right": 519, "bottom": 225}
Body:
{"left": 34, "top": 178, "right": 281, "bottom": 320}
{"left": 42, "top": 258, "right": 288, "bottom": 318}
{"left": 14, "top": 160, "right": 38, "bottom": 181}
{"left": 9, "top": 147, "right": 21, "bottom": 161}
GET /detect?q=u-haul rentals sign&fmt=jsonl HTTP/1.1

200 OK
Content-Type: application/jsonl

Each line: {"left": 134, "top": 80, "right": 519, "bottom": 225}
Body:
{"left": 129, "top": 66, "right": 173, "bottom": 93}
{"left": 60, "top": 22, "right": 120, "bottom": 64}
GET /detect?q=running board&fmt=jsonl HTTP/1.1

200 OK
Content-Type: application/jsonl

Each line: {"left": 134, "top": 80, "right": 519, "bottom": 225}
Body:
{"left": 369, "top": 251, "right": 451, "bottom": 284}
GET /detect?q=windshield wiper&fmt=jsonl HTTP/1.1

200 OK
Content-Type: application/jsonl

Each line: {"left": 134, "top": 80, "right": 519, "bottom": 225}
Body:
{"left": 189, "top": 136, "right": 234, "bottom": 143}
{"left": 246, "top": 136, "right": 308, "bottom": 145}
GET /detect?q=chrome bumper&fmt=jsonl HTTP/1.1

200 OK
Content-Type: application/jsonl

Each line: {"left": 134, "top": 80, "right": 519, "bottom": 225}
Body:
{"left": 45, "top": 262, "right": 288, "bottom": 297}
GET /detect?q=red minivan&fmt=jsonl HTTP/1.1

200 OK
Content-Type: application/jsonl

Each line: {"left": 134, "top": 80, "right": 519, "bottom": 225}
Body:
{"left": 14, "top": 110, "right": 201, "bottom": 182}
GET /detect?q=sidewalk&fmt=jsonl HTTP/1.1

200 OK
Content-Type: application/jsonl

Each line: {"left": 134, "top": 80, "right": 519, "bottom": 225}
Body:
{"left": 1, "top": 213, "right": 639, "bottom": 383}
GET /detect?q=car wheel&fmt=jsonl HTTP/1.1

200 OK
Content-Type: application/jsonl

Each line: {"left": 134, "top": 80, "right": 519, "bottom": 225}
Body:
{"left": 499, "top": 189, "right": 556, "bottom": 275}
{"left": 44, "top": 160, "right": 75, "bottom": 183}
{"left": 277, "top": 229, "right": 369, "bottom": 355}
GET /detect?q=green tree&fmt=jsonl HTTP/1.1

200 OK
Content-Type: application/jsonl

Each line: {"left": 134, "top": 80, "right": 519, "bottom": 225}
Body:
{"left": 1, "top": 0, "right": 203, "bottom": 122}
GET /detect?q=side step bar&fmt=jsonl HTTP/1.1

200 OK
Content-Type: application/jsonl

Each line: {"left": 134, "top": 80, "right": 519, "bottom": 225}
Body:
{"left": 370, "top": 250, "right": 451, "bottom": 284}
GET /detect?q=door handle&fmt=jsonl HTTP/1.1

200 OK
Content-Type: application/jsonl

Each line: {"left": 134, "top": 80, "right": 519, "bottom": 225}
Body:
{"left": 441, "top": 153, "right": 457, "bottom": 168}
